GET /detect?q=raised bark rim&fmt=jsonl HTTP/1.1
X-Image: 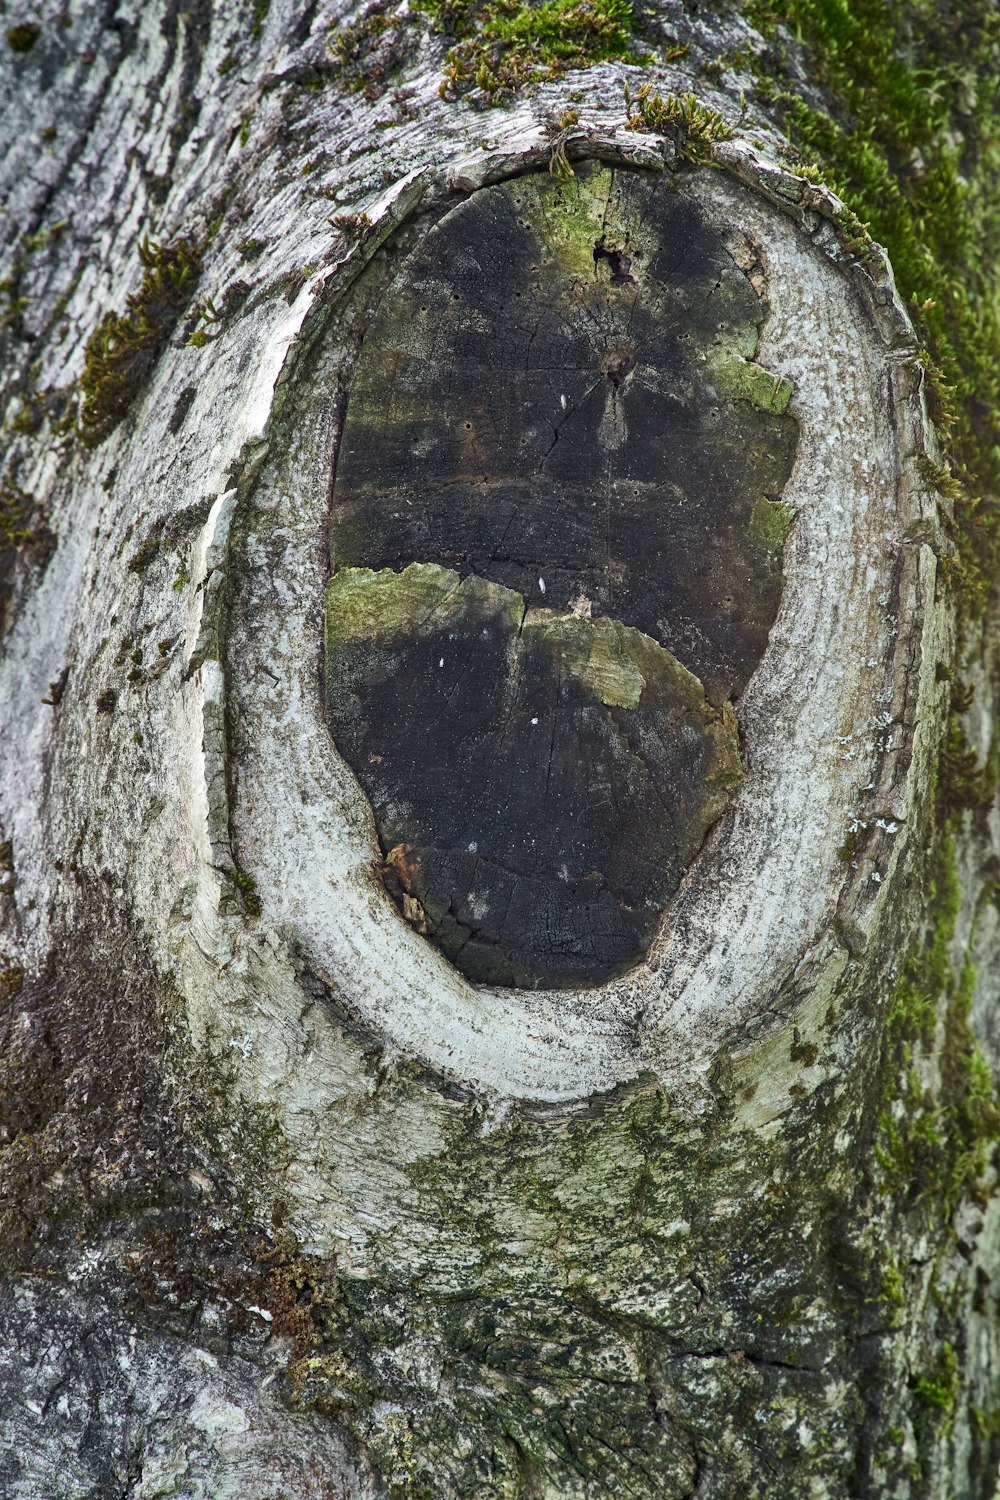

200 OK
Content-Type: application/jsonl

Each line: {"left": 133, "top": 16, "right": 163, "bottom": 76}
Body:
{"left": 183, "top": 123, "right": 946, "bottom": 1104}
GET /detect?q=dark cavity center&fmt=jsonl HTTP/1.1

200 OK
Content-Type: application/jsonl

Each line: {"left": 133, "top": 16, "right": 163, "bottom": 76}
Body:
{"left": 325, "top": 163, "right": 798, "bottom": 990}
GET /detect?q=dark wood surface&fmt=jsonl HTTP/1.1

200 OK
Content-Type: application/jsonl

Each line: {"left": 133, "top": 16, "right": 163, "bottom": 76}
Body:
{"left": 326, "top": 165, "right": 798, "bottom": 987}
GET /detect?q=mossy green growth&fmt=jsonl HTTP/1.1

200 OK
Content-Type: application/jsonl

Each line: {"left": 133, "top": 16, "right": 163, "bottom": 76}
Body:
{"left": 525, "top": 612, "right": 736, "bottom": 754}
{"left": 875, "top": 830, "right": 1000, "bottom": 1212}
{"left": 1, "top": 476, "right": 54, "bottom": 558}
{"left": 528, "top": 611, "right": 648, "bottom": 708}
{"left": 412, "top": 0, "right": 637, "bottom": 102}
{"left": 912, "top": 1341, "right": 960, "bottom": 1422}
{"left": 226, "top": 865, "right": 262, "bottom": 918}
{"left": 238, "top": 237, "right": 267, "bottom": 262}
{"left": 741, "top": 0, "right": 1000, "bottom": 608}
{"left": 327, "top": 567, "right": 739, "bottom": 772}
{"left": 249, "top": 0, "right": 271, "bottom": 41}
{"left": 329, "top": 0, "right": 420, "bottom": 99}
{"left": 79, "top": 237, "right": 201, "bottom": 448}
{"left": 6, "top": 23, "right": 40, "bottom": 53}
{"left": 509, "top": 160, "right": 616, "bottom": 281}
{"left": 328, "top": 564, "right": 478, "bottom": 651}
{"left": 938, "top": 711, "right": 997, "bottom": 813}
{"left": 710, "top": 351, "right": 794, "bottom": 414}
{"left": 749, "top": 495, "right": 795, "bottom": 547}
{"left": 624, "top": 84, "right": 733, "bottom": 160}
{"left": 879, "top": 1258, "right": 905, "bottom": 1310}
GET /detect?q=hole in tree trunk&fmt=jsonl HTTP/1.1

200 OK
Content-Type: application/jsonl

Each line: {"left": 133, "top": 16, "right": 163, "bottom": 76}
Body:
{"left": 325, "top": 163, "right": 798, "bottom": 989}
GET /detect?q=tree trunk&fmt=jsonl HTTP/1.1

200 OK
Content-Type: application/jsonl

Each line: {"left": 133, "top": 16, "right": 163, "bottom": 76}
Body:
{"left": 2, "top": 1, "right": 999, "bottom": 1496}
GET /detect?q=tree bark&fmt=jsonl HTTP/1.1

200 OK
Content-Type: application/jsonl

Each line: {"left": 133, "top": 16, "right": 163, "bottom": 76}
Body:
{"left": 1, "top": 1, "right": 999, "bottom": 1496}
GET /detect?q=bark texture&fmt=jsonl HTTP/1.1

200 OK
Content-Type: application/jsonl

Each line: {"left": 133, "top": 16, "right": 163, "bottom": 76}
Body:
{"left": 1, "top": 1, "right": 999, "bottom": 1497}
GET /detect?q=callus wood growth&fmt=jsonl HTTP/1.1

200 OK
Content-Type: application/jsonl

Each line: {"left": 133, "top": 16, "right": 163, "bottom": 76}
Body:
{"left": 327, "top": 163, "right": 796, "bottom": 986}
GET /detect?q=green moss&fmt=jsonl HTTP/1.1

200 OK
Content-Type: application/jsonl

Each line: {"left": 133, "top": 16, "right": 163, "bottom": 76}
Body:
{"left": 226, "top": 865, "right": 262, "bottom": 918}
{"left": 938, "top": 712, "right": 997, "bottom": 812}
{"left": 875, "top": 830, "right": 1000, "bottom": 1212}
{"left": 0, "top": 475, "right": 55, "bottom": 559}
{"left": 186, "top": 289, "right": 244, "bottom": 350}
{"left": 918, "top": 454, "right": 965, "bottom": 505}
{"left": 413, "top": 0, "right": 638, "bottom": 103}
{"left": 22, "top": 219, "right": 67, "bottom": 255}
{"left": 835, "top": 828, "right": 858, "bottom": 865}
{"left": 79, "top": 237, "right": 201, "bottom": 447}
{"left": 0, "top": 263, "right": 30, "bottom": 334}
{"left": 6, "top": 23, "right": 40, "bottom": 53}
{"left": 329, "top": 0, "right": 419, "bottom": 99}
{"left": 127, "top": 533, "right": 161, "bottom": 574}
{"left": 238, "top": 237, "right": 267, "bottom": 261}
{"left": 249, "top": 0, "right": 271, "bottom": 41}
{"left": 0, "top": 965, "right": 24, "bottom": 1003}
{"left": 789, "top": 1029, "right": 818, "bottom": 1067}
{"left": 329, "top": 210, "right": 373, "bottom": 238}
{"left": 624, "top": 84, "right": 733, "bottom": 160}
{"left": 912, "top": 1341, "right": 960, "bottom": 1420}
{"left": 740, "top": 0, "right": 1000, "bottom": 609}
{"left": 879, "top": 1259, "right": 905, "bottom": 1310}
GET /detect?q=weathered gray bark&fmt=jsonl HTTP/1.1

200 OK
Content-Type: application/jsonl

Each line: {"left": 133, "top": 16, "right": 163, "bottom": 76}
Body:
{"left": 1, "top": 1, "right": 998, "bottom": 1497}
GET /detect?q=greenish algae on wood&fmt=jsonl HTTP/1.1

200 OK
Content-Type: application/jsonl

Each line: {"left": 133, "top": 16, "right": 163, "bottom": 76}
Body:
{"left": 326, "top": 565, "right": 742, "bottom": 988}
{"left": 330, "top": 163, "right": 799, "bottom": 707}
{"left": 5, "top": 0, "right": 999, "bottom": 1491}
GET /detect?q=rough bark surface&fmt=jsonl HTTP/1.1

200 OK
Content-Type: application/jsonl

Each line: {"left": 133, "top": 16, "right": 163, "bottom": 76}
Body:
{"left": 1, "top": 1, "right": 999, "bottom": 1497}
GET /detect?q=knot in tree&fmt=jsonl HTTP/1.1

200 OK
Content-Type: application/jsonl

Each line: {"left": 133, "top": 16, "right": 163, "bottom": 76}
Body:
{"left": 326, "top": 164, "right": 797, "bottom": 987}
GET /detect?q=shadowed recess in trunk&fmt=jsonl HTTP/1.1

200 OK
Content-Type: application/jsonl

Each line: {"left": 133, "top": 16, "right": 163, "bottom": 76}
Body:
{"left": 326, "top": 163, "right": 798, "bottom": 988}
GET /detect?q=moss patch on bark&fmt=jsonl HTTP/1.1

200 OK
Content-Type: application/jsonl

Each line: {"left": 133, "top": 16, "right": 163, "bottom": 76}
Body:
{"left": 79, "top": 237, "right": 201, "bottom": 448}
{"left": 742, "top": 0, "right": 1000, "bottom": 608}
{"left": 414, "top": 0, "right": 639, "bottom": 101}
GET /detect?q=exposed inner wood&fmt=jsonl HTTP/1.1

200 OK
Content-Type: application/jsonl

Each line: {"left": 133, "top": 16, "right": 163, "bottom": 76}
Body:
{"left": 327, "top": 164, "right": 799, "bottom": 987}
{"left": 327, "top": 565, "right": 742, "bottom": 987}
